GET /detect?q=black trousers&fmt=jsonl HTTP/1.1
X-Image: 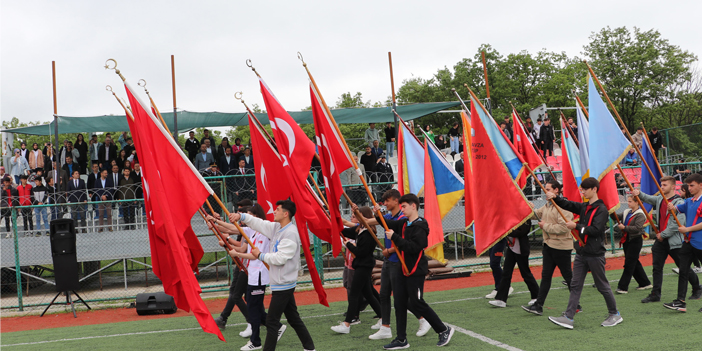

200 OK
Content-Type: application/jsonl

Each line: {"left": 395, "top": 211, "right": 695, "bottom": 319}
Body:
{"left": 542, "top": 141, "right": 554, "bottom": 156}
{"left": 535, "top": 244, "right": 573, "bottom": 306}
{"left": 263, "top": 287, "right": 314, "bottom": 351}
{"left": 618, "top": 237, "right": 651, "bottom": 290}
{"left": 246, "top": 284, "right": 267, "bottom": 347}
{"left": 394, "top": 273, "right": 445, "bottom": 340}
{"left": 345, "top": 266, "right": 381, "bottom": 324}
{"left": 380, "top": 259, "right": 420, "bottom": 326}
{"left": 489, "top": 239, "right": 507, "bottom": 289}
{"left": 1, "top": 209, "right": 11, "bottom": 232}
{"left": 651, "top": 240, "right": 699, "bottom": 298}
{"left": 676, "top": 242, "right": 702, "bottom": 301}
{"left": 220, "top": 268, "right": 249, "bottom": 321}
{"left": 495, "top": 248, "right": 539, "bottom": 302}
{"left": 21, "top": 208, "right": 33, "bottom": 231}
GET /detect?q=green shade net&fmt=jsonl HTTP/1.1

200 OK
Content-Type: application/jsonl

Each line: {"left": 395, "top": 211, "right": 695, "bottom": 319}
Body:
{"left": 4, "top": 102, "right": 463, "bottom": 135}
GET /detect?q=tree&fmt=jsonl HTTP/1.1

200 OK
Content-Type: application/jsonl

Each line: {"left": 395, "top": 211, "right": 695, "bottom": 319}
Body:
{"left": 584, "top": 26, "right": 697, "bottom": 130}
{"left": 335, "top": 92, "right": 370, "bottom": 109}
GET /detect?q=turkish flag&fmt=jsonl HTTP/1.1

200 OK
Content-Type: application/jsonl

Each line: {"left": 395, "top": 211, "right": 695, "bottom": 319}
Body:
{"left": 124, "top": 82, "right": 224, "bottom": 341}
{"left": 310, "top": 84, "right": 352, "bottom": 257}
{"left": 248, "top": 114, "right": 291, "bottom": 221}
{"left": 259, "top": 78, "right": 330, "bottom": 306}
{"left": 512, "top": 109, "right": 544, "bottom": 173}
{"left": 470, "top": 100, "right": 533, "bottom": 256}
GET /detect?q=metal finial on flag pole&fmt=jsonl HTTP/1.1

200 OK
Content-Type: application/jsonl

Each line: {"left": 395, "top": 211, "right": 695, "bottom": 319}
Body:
{"left": 297, "top": 52, "right": 307, "bottom": 67}
{"left": 246, "top": 59, "right": 261, "bottom": 78}
{"left": 104, "top": 59, "right": 126, "bottom": 81}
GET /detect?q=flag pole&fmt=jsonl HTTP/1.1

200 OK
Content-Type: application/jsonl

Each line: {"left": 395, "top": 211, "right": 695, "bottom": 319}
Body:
{"left": 640, "top": 122, "right": 665, "bottom": 177}
{"left": 481, "top": 51, "right": 491, "bottom": 114}
{"left": 466, "top": 86, "right": 583, "bottom": 243}
{"left": 297, "top": 54, "right": 404, "bottom": 272}
{"left": 51, "top": 61, "right": 60, "bottom": 187}
{"left": 171, "top": 55, "right": 179, "bottom": 144}
{"left": 585, "top": 61, "right": 682, "bottom": 228}
{"left": 570, "top": 93, "right": 659, "bottom": 233}
{"left": 388, "top": 52, "right": 398, "bottom": 147}
{"left": 197, "top": 207, "right": 247, "bottom": 273}
{"left": 510, "top": 101, "right": 556, "bottom": 180}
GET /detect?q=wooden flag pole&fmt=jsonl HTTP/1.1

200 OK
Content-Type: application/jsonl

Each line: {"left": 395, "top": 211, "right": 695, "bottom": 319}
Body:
{"left": 297, "top": 54, "right": 406, "bottom": 273}
{"left": 171, "top": 55, "right": 179, "bottom": 144}
{"left": 585, "top": 61, "right": 682, "bottom": 227}
{"left": 206, "top": 198, "right": 269, "bottom": 270}
{"left": 510, "top": 101, "right": 556, "bottom": 180}
{"left": 197, "top": 207, "right": 247, "bottom": 273}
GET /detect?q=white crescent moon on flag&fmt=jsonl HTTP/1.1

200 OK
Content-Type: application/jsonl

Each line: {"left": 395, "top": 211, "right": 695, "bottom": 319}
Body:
{"left": 274, "top": 118, "right": 296, "bottom": 155}
{"left": 266, "top": 200, "right": 274, "bottom": 215}
{"left": 260, "top": 165, "right": 268, "bottom": 192}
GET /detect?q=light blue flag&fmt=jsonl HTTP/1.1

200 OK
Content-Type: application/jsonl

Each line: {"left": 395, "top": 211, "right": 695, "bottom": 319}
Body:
{"left": 400, "top": 121, "right": 425, "bottom": 195}
{"left": 471, "top": 96, "right": 524, "bottom": 180}
{"left": 587, "top": 75, "right": 631, "bottom": 180}
{"left": 576, "top": 103, "right": 590, "bottom": 178}
{"left": 563, "top": 126, "right": 583, "bottom": 186}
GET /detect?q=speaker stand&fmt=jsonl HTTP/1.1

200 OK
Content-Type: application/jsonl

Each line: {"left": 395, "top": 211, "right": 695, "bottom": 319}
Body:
{"left": 40, "top": 291, "right": 91, "bottom": 318}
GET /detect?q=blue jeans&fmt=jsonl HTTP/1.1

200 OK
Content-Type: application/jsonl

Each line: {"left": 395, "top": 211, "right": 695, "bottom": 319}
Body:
{"left": 34, "top": 207, "right": 49, "bottom": 230}
{"left": 450, "top": 136, "right": 460, "bottom": 153}
{"left": 385, "top": 142, "right": 395, "bottom": 158}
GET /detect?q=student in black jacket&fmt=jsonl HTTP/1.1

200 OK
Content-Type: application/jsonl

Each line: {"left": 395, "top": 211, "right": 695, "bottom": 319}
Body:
{"left": 331, "top": 206, "right": 382, "bottom": 334}
{"left": 548, "top": 177, "right": 622, "bottom": 329}
{"left": 368, "top": 194, "right": 454, "bottom": 349}
{"left": 488, "top": 221, "right": 540, "bottom": 308}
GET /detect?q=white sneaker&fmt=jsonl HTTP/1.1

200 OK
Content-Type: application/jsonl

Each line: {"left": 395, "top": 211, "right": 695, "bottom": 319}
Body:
{"left": 371, "top": 318, "right": 383, "bottom": 330}
{"left": 369, "top": 326, "right": 392, "bottom": 340}
{"left": 489, "top": 300, "right": 507, "bottom": 308}
{"left": 331, "top": 322, "right": 350, "bottom": 334}
{"left": 416, "top": 318, "right": 431, "bottom": 337}
{"left": 694, "top": 267, "right": 702, "bottom": 274}
{"left": 508, "top": 287, "right": 514, "bottom": 295}
{"left": 528, "top": 299, "right": 537, "bottom": 306}
{"left": 239, "top": 323, "right": 252, "bottom": 338}
{"left": 673, "top": 268, "right": 680, "bottom": 274}
{"left": 485, "top": 290, "right": 498, "bottom": 299}
{"left": 277, "top": 324, "right": 287, "bottom": 341}
{"left": 240, "top": 340, "right": 262, "bottom": 350}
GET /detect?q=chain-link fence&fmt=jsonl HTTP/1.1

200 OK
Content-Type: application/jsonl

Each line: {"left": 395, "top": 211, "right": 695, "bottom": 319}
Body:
{"left": 0, "top": 163, "right": 683, "bottom": 311}
{"left": 661, "top": 123, "right": 702, "bottom": 164}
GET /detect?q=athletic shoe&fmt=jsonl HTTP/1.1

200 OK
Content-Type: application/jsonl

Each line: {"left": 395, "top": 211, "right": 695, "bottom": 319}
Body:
{"left": 548, "top": 313, "right": 574, "bottom": 330}
{"left": 437, "top": 324, "right": 454, "bottom": 347}
{"left": 561, "top": 280, "right": 568, "bottom": 286}
{"left": 369, "top": 326, "right": 392, "bottom": 340}
{"left": 663, "top": 299, "right": 687, "bottom": 312}
{"left": 636, "top": 284, "right": 653, "bottom": 291}
{"left": 694, "top": 266, "right": 702, "bottom": 274}
{"left": 699, "top": 307, "right": 702, "bottom": 313}
{"left": 576, "top": 305, "right": 583, "bottom": 313}
{"left": 239, "top": 323, "right": 252, "bottom": 338}
{"left": 508, "top": 287, "right": 514, "bottom": 295}
{"left": 240, "top": 341, "right": 262, "bottom": 351}
{"left": 277, "top": 324, "right": 287, "bottom": 341}
{"left": 641, "top": 295, "right": 660, "bottom": 303}
{"left": 331, "top": 322, "right": 350, "bottom": 334}
{"left": 672, "top": 268, "right": 680, "bottom": 274}
{"left": 601, "top": 312, "right": 623, "bottom": 327}
{"left": 488, "top": 300, "right": 507, "bottom": 308}
{"left": 371, "top": 318, "right": 383, "bottom": 330}
{"left": 383, "top": 337, "right": 410, "bottom": 350}
{"left": 214, "top": 316, "right": 226, "bottom": 331}
{"left": 522, "top": 304, "right": 543, "bottom": 316}
{"left": 485, "top": 290, "right": 498, "bottom": 299}
{"left": 615, "top": 289, "right": 628, "bottom": 294}
{"left": 348, "top": 318, "right": 361, "bottom": 325}
{"left": 416, "top": 318, "right": 431, "bottom": 337}
{"left": 689, "top": 289, "right": 702, "bottom": 300}
{"left": 528, "top": 299, "right": 537, "bottom": 306}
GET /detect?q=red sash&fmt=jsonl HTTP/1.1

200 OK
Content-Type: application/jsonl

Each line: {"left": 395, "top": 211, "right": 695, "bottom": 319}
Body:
{"left": 399, "top": 222, "right": 424, "bottom": 277}
{"left": 619, "top": 212, "right": 636, "bottom": 247}
{"left": 579, "top": 205, "right": 598, "bottom": 247}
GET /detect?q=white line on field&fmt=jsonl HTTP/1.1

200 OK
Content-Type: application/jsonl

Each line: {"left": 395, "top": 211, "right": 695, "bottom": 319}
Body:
{"left": 447, "top": 323, "right": 524, "bottom": 351}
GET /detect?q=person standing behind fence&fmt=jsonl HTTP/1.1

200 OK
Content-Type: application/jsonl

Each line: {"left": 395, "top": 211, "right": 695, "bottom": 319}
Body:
{"left": 28, "top": 143, "right": 44, "bottom": 173}
{"left": 365, "top": 123, "right": 380, "bottom": 147}
{"left": 241, "top": 146, "right": 254, "bottom": 170}
{"left": 98, "top": 137, "right": 117, "bottom": 172}
{"left": 185, "top": 131, "right": 200, "bottom": 162}
{"left": 539, "top": 118, "right": 555, "bottom": 157}
{"left": 448, "top": 122, "right": 461, "bottom": 154}
{"left": 631, "top": 127, "right": 644, "bottom": 150}
{"left": 548, "top": 177, "right": 622, "bottom": 329}
{"left": 74, "top": 134, "right": 88, "bottom": 174}
{"left": 16, "top": 175, "right": 33, "bottom": 236}
{"left": 648, "top": 127, "right": 665, "bottom": 159}
{"left": 1, "top": 177, "right": 18, "bottom": 235}
{"left": 220, "top": 147, "right": 237, "bottom": 175}
{"left": 384, "top": 122, "right": 396, "bottom": 158}
{"left": 67, "top": 170, "right": 88, "bottom": 233}
{"left": 93, "top": 169, "right": 114, "bottom": 232}
{"left": 360, "top": 146, "right": 377, "bottom": 183}
{"left": 10, "top": 149, "right": 30, "bottom": 185}
{"left": 612, "top": 195, "right": 652, "bottom": 294}
{"left": 117, "top": 167, "right": 137, "bottom": 230}
{"left": 45, "top": 176, "right": 63, "bottom": 222}
{"left": 89, "top": 135, "right": 102, "bottom": 169}
{"left": 523, "top": 180, "right": 575, "bottom": 316}
{"left": 194, "top": 144, "right": 215, "bottom": 172}
{"left": 30, "top": 176, "right": 49, "bottom": 236}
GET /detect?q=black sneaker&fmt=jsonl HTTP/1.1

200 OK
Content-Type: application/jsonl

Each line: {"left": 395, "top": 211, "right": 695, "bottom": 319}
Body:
{"left": 576, "top": 305, "right": 583, "bottom": 313}
{"left": 383, "top": 337, "right": 409, "bottom": 350}
{"left": 214, "top": 316, "right": 226, "bottom": 331}
{"left": 521, "top": 304, "right": 543, "bottom": 316}
{"left": 561, "top": 280, "right": 568, "bottom": 286}
{"left": 641, "top": 295, "right": 660, "bottom": 303}
{"left": 663, "top": 299, "right": 686, "bottom": 312}
{"left": 437, "top": 325, "right": 454, "bottom": 347}
{"left": 349, "top": 317, "right": 361, "bottom": 325}
{"left": 689, "top": 289, "right": 702, "bottom": 300}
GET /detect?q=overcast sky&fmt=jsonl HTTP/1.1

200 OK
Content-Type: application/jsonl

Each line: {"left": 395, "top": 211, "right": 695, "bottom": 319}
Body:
{"left": 2, "top": 0, "right": 701, "bottom": 127}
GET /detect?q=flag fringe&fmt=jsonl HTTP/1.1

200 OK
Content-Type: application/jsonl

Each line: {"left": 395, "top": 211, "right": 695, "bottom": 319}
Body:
{"left": 476, "top": 214, "right": 531, "bottom": 257}
{"left": 424, "top": 242, "right": 448, "bottom": 265}
{"left": 595, "top": 145, "right": 631, "bottom": 182}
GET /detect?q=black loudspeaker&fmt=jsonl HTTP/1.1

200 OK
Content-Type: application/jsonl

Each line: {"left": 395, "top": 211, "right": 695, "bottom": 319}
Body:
{"left": 50, "top": 219, "right": 79, "bottom": 292}
{"left": 135, "top": 292, "right": 177, "bottom": 315}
